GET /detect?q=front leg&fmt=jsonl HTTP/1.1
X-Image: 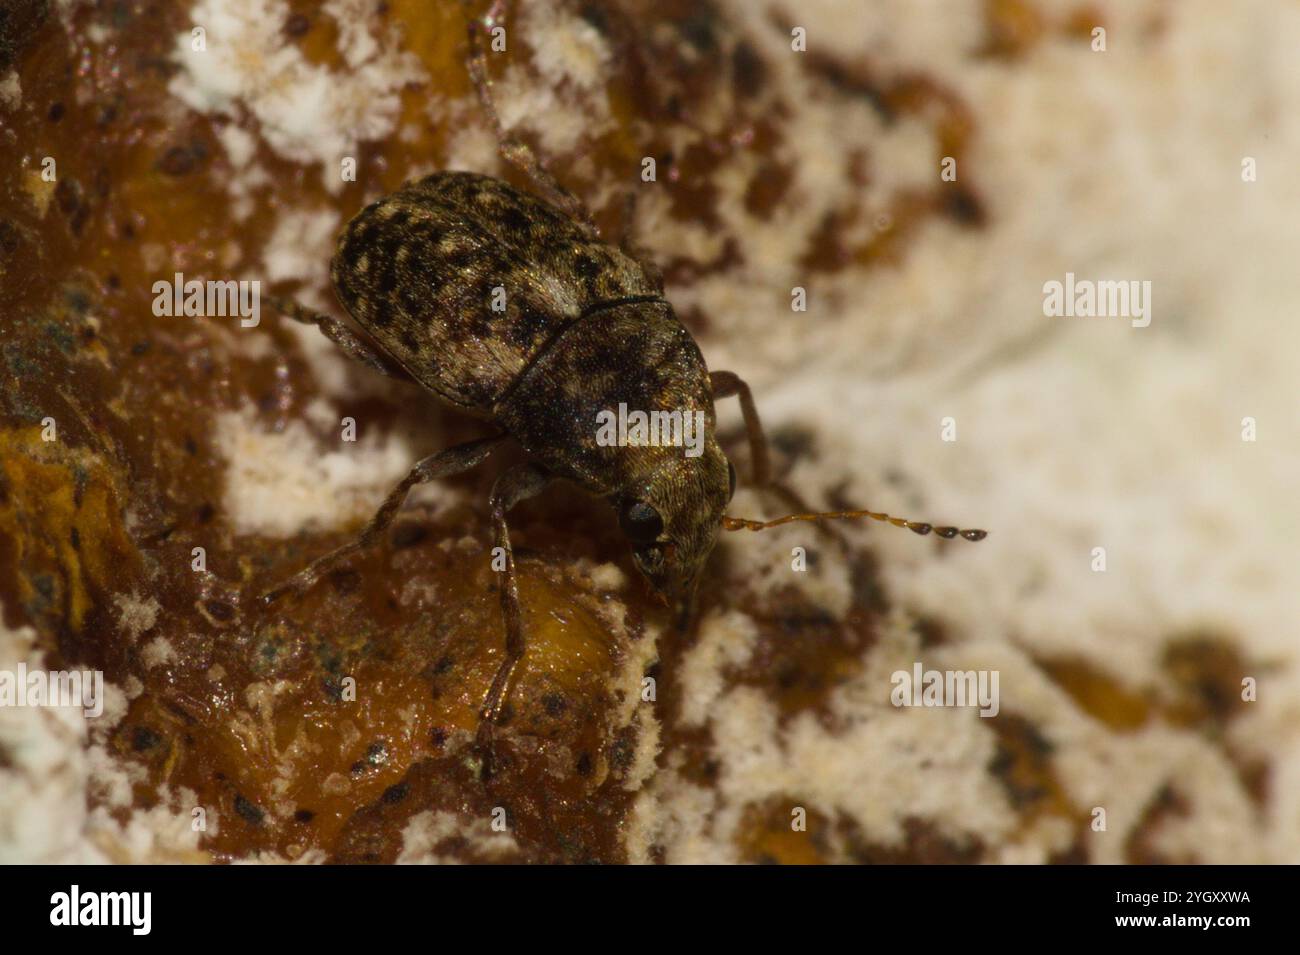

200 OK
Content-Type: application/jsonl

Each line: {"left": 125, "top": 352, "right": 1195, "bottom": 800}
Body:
{"left": 710, "top": 370, "right": 848, "bottom": 546}
{"left": 710, "top": 370, "right": 771, "bottom": 486}
{"left": 476, "top": 462, "right": 552, "bottom": 776}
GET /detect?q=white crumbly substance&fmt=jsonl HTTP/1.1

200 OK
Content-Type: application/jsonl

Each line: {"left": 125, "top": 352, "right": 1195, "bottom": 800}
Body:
{"left": 262, "top": 207, "right": 340, "bottom": 296}
{"left": 215, "top": 123, "right": 268, "bottom": 221}
{"left": 213, "top": 403, "right": 417, "bottom": 537}
{"left": 0, "top": 618, "right": 208, "bottom": 862}
{"left": 494, "top": 3, "right": 615, "bottom": 156}
{"left": 139, "top": 635, "right": 178, "bottom": 669}
{"left": 0, "top": 71, "right": 21, "bottom": 110}
{"left": 167, "top": 0, "right": 424, "bottom": 193}
{"left": 112, "top": 592, "right": 161, "bottom": 644}
{"left": 626, "top": 0, "right": 1300, "bottom": 864}
{"left": 397, "top": 810, "right": 520, "bottom": 863}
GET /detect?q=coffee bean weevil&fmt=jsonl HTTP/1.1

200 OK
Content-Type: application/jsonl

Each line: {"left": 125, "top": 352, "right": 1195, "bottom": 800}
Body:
{"left": 258, "top": 4, "right": 986, "bottom": 772}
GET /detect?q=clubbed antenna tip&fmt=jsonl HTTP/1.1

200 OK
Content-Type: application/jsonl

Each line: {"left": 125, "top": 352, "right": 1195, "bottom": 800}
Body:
{"left": 722, "top": 508, "right": 987, "bottom": 541}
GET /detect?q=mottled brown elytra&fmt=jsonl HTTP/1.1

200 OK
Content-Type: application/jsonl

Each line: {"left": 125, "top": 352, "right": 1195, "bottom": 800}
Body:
{"left": 259, "top": 2, "right": 986, "bottom": 775}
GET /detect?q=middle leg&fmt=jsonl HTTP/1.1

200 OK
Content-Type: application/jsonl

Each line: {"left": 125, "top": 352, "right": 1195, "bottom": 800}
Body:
{"left": 476, "top": 461, "right": 552, "bottom": 774}
{"left": 259, "top": 434, "right": 505, "bottom": 607}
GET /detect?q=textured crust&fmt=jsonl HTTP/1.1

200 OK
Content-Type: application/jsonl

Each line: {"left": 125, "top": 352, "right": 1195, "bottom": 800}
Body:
{"left": 330, "top": 171, "right": 663, "bottom": 412}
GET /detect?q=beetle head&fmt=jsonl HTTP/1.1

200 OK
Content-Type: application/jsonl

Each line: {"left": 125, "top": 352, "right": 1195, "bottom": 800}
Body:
{"left": 613, "top": 437, "right": 735, "bottom": 631}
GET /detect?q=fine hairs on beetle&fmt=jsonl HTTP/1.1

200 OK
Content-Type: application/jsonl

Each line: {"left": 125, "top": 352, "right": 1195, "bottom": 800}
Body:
{"left": 257, "top": 1, "right": 987, "bottom": 773}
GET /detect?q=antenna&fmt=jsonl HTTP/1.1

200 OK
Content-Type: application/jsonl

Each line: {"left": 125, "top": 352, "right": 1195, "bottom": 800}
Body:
{"left": 722, "top": 507, "right": 986, "bottom": 541}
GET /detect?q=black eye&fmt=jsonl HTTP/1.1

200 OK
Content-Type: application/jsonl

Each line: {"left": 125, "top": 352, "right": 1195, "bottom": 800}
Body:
{"left": 619, "top": 501, "right": 663, "bottom": 544}
{"left": 727, "top": 461, "right": 737, "bottom": 500}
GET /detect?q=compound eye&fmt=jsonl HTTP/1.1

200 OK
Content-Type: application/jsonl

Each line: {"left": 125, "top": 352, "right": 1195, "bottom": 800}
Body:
{"left": 619, "top": 501, "right": 663, "bottom": 544}
{"left": 727, "top": 461, "right": 737, "bottom": 501}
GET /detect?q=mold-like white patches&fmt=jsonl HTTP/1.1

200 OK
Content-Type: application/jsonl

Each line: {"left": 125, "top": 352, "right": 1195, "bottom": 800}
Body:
{"left": 112, "top": 592, "right": 161, "bottom": 644}
{"left": 522, "top": 3, "right": 610, "bottom": 94}
{"left": 86, "top": 737, "right": 139, "bottom": 809}
{"left": 140, "top": 635, "right": 178, "bottom": 669}
{"left": 214, "top": 124, "right": 268, "bottom": 220}
{"left": 0, "top": 612, "right": 207, "bottom": 862}
{"left": 577, "top": 558, "right": 628, "bottom": 593}
{"left": 82, "top": 801, "right": 209, "bottom": 863}
{"left": 91, "top": 681, "right": 129, "bottom": 733}
{"left": 325, "top": 0, "right": 381, "bottom": 69}
{"left": 218, "top": 123, "right": 258, "bottom": 169}
{"left": 605, "top": 608, "right": 660, "bottom": 739}
{"left": 263, "top": 206, "right": 340, "bottom": 293}
{"left": 440, "top": 115, "right": 505, "bottom": 176}
{"left": 628, "top": 763, "right": 721, "bottom": 865}
{"left": 398, "top": 810, "right": 520, "bottom": 863}
{"left": 168, "top": 0, "right": 423, "bottom": 193}
{"left": 0, "top": 619, "right": 96, "bottom": 863}
{"left": 645, "top": 672, "right": 1016, "bottom": 863}
{"left": 662, "top": 608, "right": 1017, "bottom": 861}
{"left": 0, "top": 71, "right": 21, "bottom": 110}
{"left": 494, "top": 70, "right": 592, "bottom": 162}
{"left": 213, "top": 404, "right": 415, "bottom": 537}
{"left": 675, "top": 608, "right": 758, "bottom": 728}
{"left": 622, "top": 706, "right": 661, "bottom": 794}
{"left": 713, "top": 487, "right": 854, "bottom": 621}
{"left": 478, "top": 3, "right": 614, "bottom": 163}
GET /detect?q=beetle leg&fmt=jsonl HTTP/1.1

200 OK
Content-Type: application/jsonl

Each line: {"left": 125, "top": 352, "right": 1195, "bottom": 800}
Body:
{"left": 258, "top": 434, "right": 505, "bottom": 607}
{"left": 476, "top": 461, "right": 552, "bottom": 776}
{"left": 710, "top": 370, "right": 849, "bottom": 546}
{"left": 267, "top": 295, "right": 411, "bottom": 381}
{"left": 465, "top": 1, "right": 599, "bottom": 237}
{"left": 710, "top": 371, "right": 772, "bottom": 486}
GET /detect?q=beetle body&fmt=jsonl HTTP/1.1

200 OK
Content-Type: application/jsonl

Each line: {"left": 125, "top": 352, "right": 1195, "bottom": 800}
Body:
{"left": 332, "top": 171, "right": 660, "bottom": 412}
{"left": 329, "top": 171, "right": 733, "bottom": 614}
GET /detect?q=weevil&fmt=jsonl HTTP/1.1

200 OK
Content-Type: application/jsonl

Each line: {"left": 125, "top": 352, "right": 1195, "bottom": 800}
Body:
{"left": 259, "top": 4, "right": 986, "bottom": 771}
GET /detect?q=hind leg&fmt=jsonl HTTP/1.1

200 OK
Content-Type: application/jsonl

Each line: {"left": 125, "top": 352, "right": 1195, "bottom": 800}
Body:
{"left": 465, "top": 0, "right": 598, "bottom": 235}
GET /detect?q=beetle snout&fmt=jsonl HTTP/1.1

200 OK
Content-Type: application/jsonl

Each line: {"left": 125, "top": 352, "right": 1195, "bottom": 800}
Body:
{"left": 672, "top": 593, "right": 696, "bottom": 634}
{"left": 637, "top": 561, "right": 701, "bottom": 633}
{"left": 664, "top": 569, "right": 703, "bottom": 634}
